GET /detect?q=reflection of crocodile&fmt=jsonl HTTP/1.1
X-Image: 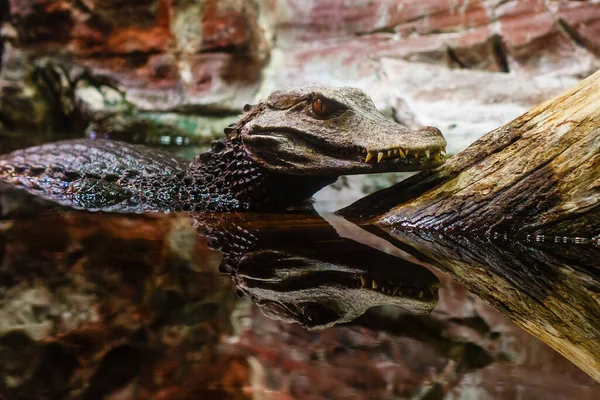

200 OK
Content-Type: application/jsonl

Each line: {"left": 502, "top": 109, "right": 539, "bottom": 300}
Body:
{"left": 192, "top": 212, "right": 440, "bottom": 329}
{"left": 0, "top": 85, "right": 445, "bottom": 212}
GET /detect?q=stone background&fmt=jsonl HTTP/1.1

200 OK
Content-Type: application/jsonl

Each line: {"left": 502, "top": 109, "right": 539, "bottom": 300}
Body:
{"left": 1, "top": 0, "right": 599, "bottom": 154}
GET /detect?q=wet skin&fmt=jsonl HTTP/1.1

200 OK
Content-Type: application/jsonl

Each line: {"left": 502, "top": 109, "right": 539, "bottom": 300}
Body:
{"left": 0, "top": 85, "right": 446, "bottom": 213}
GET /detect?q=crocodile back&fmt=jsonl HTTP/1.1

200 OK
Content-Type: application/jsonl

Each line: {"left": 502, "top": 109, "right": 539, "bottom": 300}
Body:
{"left": 0, "top": 139, "right": 189, "bottom": 212}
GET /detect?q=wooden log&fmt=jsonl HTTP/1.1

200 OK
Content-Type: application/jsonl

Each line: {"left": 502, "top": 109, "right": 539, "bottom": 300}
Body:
{"left": 341, "top": 69, "right": 600, "bottom": 239}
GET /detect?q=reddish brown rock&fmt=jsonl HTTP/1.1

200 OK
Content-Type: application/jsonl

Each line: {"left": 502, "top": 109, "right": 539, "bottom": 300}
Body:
{"left": 201, "top": 0, "right": 258, "bottom": 52}
{"left": 557, "top": 1, "right": 600, "bottom": 56}
{"left": 8, "top": 0, "right": 73, "bottom": 44}
{"left": 395, "top": 0, "right": 490, "bottom": 35}
{"left": 275, "top": 0, "right": 490, "bottom": 40}
{"left": 2, "top": 0, "right": 600, "bottom": 149}
{"left": 496, "top": 0, "right": 554, "bottom": 49}
{"left": 71, "top": 25, "right": 171, "bottom": 56}
{"left": 2, "top": 0, "right": 268, "bottom": 118}
{"left": 495, "top": 0, "right": 574, "bottom": 73}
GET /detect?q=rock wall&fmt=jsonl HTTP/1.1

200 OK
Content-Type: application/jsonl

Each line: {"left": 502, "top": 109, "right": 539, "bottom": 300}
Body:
{"left": 1, "top": 0, "right": 599, "bottom": 152}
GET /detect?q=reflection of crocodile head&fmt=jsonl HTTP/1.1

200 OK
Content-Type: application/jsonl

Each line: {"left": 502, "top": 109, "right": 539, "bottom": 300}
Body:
{"left": 193, "top": 212, "right": 440, "bottom": 330}
{"left": 235, "top": 249, "right": 439, "bottom": 329}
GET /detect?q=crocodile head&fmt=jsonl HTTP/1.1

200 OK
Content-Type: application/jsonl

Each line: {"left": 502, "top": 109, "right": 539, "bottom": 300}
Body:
{"left": 237, "top": 85, "right": 447, "bottom": 175}
{"left": 0, "top": 84, "right": 447, "bottom": 213}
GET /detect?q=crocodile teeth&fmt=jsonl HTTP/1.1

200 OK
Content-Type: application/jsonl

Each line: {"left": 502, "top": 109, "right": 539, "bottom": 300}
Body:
{"left": 419, "top": 290, "right": 424, "bottom": 298}
{"left": 372, "top": 280, "right": 379, "bottom": 289}
{"left": 360, "top": 275, "right": 368, "bottom": 288}
{"left": 392, "top": 287, "right": 399, "bottom": 296}
{"left": 359, "top": 147, "right": 442, "bottom": 163}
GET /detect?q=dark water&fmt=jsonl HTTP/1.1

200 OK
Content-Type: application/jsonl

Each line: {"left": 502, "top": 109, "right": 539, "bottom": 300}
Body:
{"left": 1, "top": 184, "right": 600, "bottom": 399}
{"left": 1, "top": 133, "right": 599, "bottom": 399}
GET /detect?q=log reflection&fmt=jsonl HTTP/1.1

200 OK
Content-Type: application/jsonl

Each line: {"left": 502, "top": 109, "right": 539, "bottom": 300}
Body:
{"left": 363, "top": 224, "right": 600, "bottom": 382}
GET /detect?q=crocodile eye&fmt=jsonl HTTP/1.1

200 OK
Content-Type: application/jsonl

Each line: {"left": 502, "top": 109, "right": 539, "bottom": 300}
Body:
{"left": 311, "top": 96, "right": 342, "bottom": 119}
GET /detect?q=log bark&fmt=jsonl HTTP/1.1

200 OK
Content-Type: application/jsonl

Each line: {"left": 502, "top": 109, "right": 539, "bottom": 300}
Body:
{"left": 342, "top": 69, "right": 600, "bottom": 239}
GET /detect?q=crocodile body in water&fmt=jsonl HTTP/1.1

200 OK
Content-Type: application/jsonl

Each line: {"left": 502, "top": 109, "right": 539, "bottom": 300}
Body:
{"left": 0, "top": 85, "right": 446, "bottom": 212}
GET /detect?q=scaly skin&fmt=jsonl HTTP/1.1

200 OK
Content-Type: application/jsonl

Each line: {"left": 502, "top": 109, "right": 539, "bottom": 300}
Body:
{"left": 0, "top": 85, "right": 447, "bottom": 212}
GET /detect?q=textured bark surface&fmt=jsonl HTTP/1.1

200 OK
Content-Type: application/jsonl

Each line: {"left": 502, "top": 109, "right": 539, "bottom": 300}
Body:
{"left": 342, "top": 68, "right": 600, "bottom": 238}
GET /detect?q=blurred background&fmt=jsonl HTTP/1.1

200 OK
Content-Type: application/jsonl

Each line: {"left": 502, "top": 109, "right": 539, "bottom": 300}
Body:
{"left": 3, "top": 0, "right": 600, "bottom": 147}
{"left": 2, "top": 0, "right": 599, "bottom": 206}
{"left": 1, "top": 1, "right": 600, "bottom": 399}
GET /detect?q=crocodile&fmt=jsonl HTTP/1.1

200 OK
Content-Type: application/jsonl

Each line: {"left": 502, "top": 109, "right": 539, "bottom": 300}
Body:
{"left": 0, "top": 85, "right": 446, "bottom": 212}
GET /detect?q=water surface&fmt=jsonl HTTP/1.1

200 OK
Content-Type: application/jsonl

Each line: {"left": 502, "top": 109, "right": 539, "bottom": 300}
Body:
{"left": 1, "top": 188, "right": 599, "bottom": 399}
